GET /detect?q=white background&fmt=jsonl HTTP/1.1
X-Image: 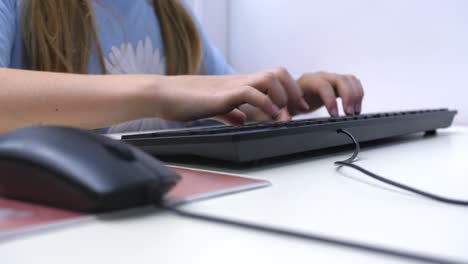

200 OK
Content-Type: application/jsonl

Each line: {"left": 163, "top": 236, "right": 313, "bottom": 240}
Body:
{"left": 193, "top": 0, "right": 468, "bottom": 124}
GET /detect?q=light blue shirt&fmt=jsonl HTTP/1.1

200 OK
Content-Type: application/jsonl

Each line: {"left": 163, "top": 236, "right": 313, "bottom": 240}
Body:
{"left": 0, "top": 0, "right": 232, "bottom": 132}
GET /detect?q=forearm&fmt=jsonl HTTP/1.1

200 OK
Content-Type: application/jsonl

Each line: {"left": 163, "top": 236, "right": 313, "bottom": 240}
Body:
{"left": 0, "top": 68, "right": 157, "bottom": 133}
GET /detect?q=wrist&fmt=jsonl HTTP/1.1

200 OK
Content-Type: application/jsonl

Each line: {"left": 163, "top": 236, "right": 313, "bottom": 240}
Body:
{"left": 126, "top": 74, "right": 166, "bottom": 120}
{"left": 143, "top": 75, "right": 189, "bottom": 121}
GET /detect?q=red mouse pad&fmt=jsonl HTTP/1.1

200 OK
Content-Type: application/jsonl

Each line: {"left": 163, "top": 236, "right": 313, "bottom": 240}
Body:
{"left": 166, "top": 166, "right": 270, "bottom": 205}
{"left": 0, "top": 166, "right": 270, "bottom": 241}
{"left": 0, "top": 198, "right": 92, "bottom": 241}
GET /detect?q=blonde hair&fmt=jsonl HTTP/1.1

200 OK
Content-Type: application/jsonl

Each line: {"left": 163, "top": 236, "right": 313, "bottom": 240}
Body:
{"left": 21, "top": 0, "right": 202, "bottom": 75}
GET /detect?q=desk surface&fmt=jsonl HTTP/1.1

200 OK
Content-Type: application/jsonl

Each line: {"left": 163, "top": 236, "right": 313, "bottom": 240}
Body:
{"left": 1, "top": 127, "right": 468, "bottom": 264}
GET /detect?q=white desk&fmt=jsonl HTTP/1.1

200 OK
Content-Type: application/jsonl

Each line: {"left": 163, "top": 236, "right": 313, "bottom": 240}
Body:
{"left": 1, "top": 127, "right": 468, "bottom": 264}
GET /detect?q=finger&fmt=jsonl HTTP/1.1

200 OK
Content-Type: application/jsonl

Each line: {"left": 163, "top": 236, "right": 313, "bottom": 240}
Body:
{"left": 251, "top": 72, "right": 288, "bottom": 109}
{"left": 342, "top": 76, "right": 358, "bottom": 115}
{"left": 276, "top": 108, "right": 292, "bottom": 121}
{"left": 319, "top": 72, "right": 357, "bottom": 115}
{"left": 347, "top": 75, "right": 364, "bottom": 114}
{"left": 299, "top": 75, "right": 339, "bottom": 116}
{"left": 226, "top": 85, "right": 281, "bottom": 118}
{"left": 268, "top": 67, "right": 309, "bottom": 115}
{"left": 238, "top": 104, "right": 272, "bottom": 122}
{"left": 213, "top": 109, "right": 247, "bottom": 125}
{"left": 311, "top": 80, "right": 339, "bottom": 117}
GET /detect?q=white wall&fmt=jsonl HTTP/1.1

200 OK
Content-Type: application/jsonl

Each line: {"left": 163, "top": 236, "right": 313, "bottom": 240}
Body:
{"left": 228, "top": 0, "right": 468, "bottom": 124}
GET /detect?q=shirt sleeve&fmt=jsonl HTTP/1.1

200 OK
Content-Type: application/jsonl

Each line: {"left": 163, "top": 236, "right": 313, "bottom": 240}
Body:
{"left": 0, "top": 0, "right": 17, "bottom": 67}
{"left": 182, "top": 0, "right": 235, "bottom": 75}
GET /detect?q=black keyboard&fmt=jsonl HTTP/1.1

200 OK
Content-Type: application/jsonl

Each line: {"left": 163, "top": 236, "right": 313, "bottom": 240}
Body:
{"left": 122, "top": 109, "right": 457, "bottom": 162}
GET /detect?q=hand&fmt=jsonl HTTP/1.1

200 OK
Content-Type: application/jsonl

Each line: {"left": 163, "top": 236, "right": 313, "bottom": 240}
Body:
{"left": 238, "top": 68, "right": 365, "bottom": 122}
{"left": 298, "top": 71, "right": 364, "bottom": 116}
{"left": 151, "top": 68, "right": 364, "bottom": 125}
{"left": 152, "top": 72, "right": 309, "bottom": 125}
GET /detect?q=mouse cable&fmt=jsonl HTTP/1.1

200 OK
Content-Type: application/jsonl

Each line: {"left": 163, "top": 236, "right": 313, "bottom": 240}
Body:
{"left": 335, "top": 129, "right": 468, "bottom": 206}
{"left": 160, "top": 203, "right": 464, "bottom": 264}
{"left": 158, "top": 129, "right": 468, "bottom": 264}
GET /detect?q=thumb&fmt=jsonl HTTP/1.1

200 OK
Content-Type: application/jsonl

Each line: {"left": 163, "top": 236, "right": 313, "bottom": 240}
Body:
{"left": 276, "top": 108, "right": 292, "bottom": 121}
{"left": 212, "top": 109, "right": 247, "bottom": 125}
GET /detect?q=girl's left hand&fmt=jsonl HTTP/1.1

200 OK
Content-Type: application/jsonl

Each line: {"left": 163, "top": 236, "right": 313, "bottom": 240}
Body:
{"left": 297, "top": 71, "right": 364, "bottom": 117}
{"left": 243, "top": 68, "right": 364, "bottom": 122}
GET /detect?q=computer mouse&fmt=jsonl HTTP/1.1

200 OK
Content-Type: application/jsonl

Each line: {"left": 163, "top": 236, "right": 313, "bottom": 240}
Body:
{"left": 0, "top": 126, "right": 181, "bottom": 213}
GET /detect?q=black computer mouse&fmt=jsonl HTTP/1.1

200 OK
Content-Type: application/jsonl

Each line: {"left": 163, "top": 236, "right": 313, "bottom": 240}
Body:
{"left": 0, "top": 126, "right": 181, "bottom": 213}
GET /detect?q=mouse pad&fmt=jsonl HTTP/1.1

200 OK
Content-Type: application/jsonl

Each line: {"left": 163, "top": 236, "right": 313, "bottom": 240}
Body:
{"left": 0, "top": 198, "right": 93, "bottom": 241}
{"left": 166, "top": 166, "right": 270, "bottom": 205}
{"left": 0, "top": 166, "right": 270, "bottom": 241}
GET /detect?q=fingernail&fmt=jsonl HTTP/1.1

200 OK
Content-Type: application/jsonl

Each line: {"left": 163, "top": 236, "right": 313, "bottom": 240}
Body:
{"left": 270, "top": 104, "right": 280, "bottom": 116}
{"left": 330, "top": 107, "right": 339, "bottom": 117}
{"left": 300, "top": 99, "right": 310, "bottom": 111}
{"left": 346, "top": 106, "right": 355, "bottom": 115}
{"left": 355, "top": 103, "right": 361, "bottom": 114}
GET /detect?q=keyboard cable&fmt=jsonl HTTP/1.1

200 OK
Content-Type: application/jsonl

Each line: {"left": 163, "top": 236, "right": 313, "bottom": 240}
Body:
{"left": 335, "top": 129, "right": 468, "bottom": 206}
{"left": 159, "top": 129, "right": 468, "bottom": 264}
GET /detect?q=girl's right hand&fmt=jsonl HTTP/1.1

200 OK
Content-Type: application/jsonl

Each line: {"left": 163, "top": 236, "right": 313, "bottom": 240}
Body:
{"left": 151, "top": 68, "right": 309, "bottom": 125}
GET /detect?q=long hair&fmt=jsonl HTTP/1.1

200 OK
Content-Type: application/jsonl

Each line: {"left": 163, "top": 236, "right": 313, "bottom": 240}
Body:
{"left": 21, "top": 0, "right": 202, "bottom": 75}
